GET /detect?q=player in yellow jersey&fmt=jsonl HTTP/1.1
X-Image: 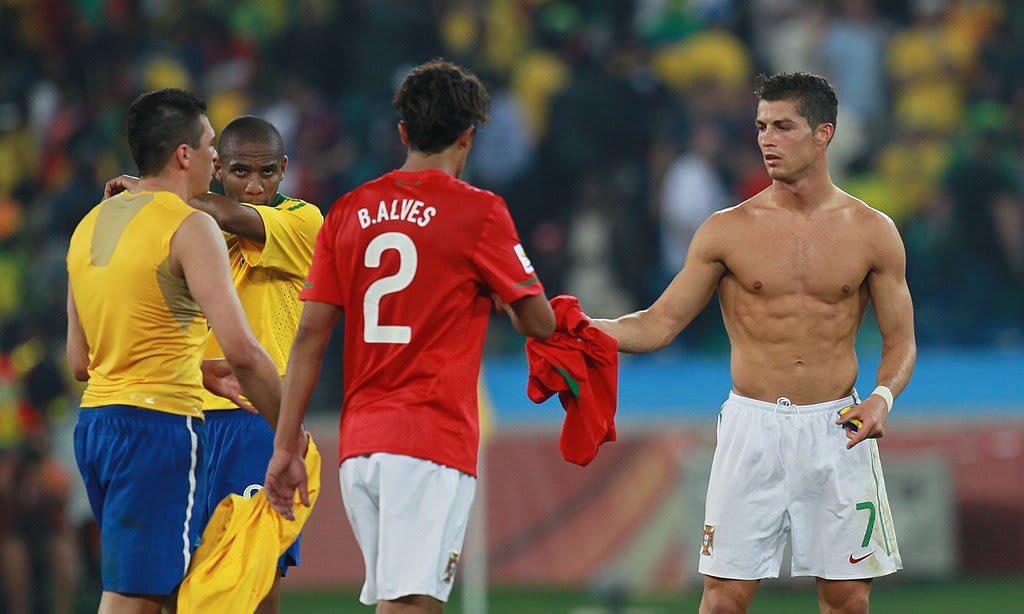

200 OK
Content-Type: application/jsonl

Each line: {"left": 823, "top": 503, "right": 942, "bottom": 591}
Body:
{"left": 67, "top": 89, "right": 282, "bottom": 614}
{"left": 105, "top": 115, "right": 322, "bottom": 613}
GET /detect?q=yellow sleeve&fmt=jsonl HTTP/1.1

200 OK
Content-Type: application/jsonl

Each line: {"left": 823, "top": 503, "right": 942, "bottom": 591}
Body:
{"left": 237, "top": 200, "right": 323, "bottom": 277}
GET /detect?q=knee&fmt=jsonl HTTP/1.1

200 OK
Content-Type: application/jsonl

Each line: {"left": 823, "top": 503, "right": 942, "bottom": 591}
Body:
{"left": 820, "top": 591, "right": 870, "bottom": 614}
{"left": 700, "top": 586, "right": 752, "bottom": 614}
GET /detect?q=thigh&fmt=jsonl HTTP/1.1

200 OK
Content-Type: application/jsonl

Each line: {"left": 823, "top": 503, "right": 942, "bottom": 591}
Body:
{"left": 206, "top": 410, "right": 300, "bottom": 572}
{"left": 78, "top": 406, "right": 208, "bottom": 595}
{"left": 344, "top": 453, "right": 476, "bottom": 605}
{"left": 699, "top": 402, "right": 788, "bottom": 580}
{"left": 205, "top": 410, "right": 275, "bottom": 508}
{"left": 339, "top": 456, "right": 381, "bottom": 559}
{"left": 788, "top": 420, "right": 901, "bottom": 579}
{"left": 340, "top": 455, "right": 383, "bottom": 606}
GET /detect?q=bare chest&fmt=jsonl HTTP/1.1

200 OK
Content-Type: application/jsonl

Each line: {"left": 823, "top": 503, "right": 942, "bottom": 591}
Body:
{"left": 721, "top": 222, "right": 870, "bottom": 302}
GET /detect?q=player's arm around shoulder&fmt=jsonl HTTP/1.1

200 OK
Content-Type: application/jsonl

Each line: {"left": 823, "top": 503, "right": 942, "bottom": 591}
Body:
{"left": 172, "top": 212, "right": 282, "bottom": 424}
{"left": 189, "top": 192, "right": 268, "bottom": 242}
{"left": 591, "top": 208, "right": 732, "bottom": 353}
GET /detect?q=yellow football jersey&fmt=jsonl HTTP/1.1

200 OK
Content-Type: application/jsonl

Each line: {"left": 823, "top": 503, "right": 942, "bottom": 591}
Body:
{"left": 67, "top": 191, "right": 208, "bottom": 418}
{"left": 177, "top": 434, "right": 321, "bottom": 613}
{"left": 201, "top": 194, "right": 323, "bottom": 410}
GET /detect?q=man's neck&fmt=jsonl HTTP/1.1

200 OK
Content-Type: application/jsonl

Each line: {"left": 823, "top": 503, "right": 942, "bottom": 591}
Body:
{"left": 134, "top": 174, "right": 190, "bottom": 203}
{"left": 770, "top": 168, "right": 836, "bottom": 212}
{"left": 399, "top": 150, "right": 461, "bottom": 178}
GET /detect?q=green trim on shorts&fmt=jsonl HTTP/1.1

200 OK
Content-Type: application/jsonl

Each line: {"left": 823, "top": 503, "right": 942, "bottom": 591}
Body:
{"left": 869, "top": 445, "right": 892, "bottom": 556}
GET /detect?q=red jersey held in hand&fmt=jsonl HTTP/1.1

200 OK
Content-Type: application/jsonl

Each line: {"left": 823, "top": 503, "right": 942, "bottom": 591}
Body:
{"left": 302, "top": 169, "right": 543, "bottom": 476}
{"left": 526, "top": 295, "right": 619, "bottom": 466}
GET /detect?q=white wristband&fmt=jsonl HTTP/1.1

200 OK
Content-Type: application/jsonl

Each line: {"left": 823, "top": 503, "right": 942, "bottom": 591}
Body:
{"left": 871, "top": 385, "right": 894, "bottom": 413}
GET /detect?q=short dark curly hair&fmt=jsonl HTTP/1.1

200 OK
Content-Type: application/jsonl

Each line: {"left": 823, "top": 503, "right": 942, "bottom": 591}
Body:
{"left": 754, "top": 72, "right": 838, "bottom": 132}
{"left": 393, "top": 59, "right": 490, "bottom": 154}
{"left": 125, "top": 88, "right": 208, "bottom": 176}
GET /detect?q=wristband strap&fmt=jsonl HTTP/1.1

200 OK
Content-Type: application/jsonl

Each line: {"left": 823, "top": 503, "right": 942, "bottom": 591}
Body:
{"left": 872, "top": 385, "right": 894, "bottom": 413}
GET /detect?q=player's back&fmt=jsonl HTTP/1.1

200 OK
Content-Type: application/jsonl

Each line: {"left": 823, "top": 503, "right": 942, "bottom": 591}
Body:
{"left": 67, "top": 191, "right": 208, "bottom": 418}
{"left": 306, "top": 169, "right": 541, "bottom": 475}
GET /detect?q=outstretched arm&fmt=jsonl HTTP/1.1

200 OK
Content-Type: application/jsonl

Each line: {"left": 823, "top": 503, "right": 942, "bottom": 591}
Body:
{"left": 840, "top": 214, "right": 916, "bottom": 448}
{"left": 590, "top": 216, "right": 726, "bottom": 353}
{"left": 265, "top": 300, "right": 340, "bottom": 519}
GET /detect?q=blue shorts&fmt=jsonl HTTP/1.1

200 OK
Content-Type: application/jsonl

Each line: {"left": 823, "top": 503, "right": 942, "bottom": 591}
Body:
{"left": 205, "top": 409, "right": 301, "bottom": 573}
{"left": 74, "top": 405, "right": 208, "bottom": 595}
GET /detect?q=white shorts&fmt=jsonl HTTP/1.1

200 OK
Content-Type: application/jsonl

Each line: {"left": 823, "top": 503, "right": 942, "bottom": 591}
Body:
{"left": 340, "top": 453, "right": 476, "bottom": 605}
{"left": 699, "top": 391, "right": 901, "bottom": 580}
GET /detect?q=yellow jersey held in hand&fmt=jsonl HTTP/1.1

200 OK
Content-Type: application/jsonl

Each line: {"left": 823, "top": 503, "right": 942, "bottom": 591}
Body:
{"left": 67, "top": 191, "right": 207, "bottom": 418}
{"left": 177, "top": 434, "right": 322, "bottom": 613}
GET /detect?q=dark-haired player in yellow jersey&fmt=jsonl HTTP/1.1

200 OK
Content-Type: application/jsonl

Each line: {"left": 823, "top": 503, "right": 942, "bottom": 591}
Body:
{"left": 105, "top": 115, "right": 322, "bottom": 613}
{"left": 67, "top": 89, "right": 282, "bottom": 614}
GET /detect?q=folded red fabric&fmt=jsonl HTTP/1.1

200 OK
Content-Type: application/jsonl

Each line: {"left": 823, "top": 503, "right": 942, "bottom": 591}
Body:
{"left": 525, "top": 295, "right": 618, "bottom": 466}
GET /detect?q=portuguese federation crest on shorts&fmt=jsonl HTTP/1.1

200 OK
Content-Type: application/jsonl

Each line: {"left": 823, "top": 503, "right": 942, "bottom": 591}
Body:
{"left": 701, "top": 524, "right": 716, "bottom": 556}
{"left": 443, "top": 552, "right": 460, "bottom": 583}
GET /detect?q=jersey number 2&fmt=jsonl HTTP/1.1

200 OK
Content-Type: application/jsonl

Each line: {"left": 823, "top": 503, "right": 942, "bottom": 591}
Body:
{"left": 363, "top": 232, "right": 417, "bottom": 343}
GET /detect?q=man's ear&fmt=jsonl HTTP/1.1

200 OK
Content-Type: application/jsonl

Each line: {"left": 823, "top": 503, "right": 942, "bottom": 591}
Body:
{"left": 213, "top": 155, "right": 223, "bottom": 181}
{"left": 397, "top": 122, "right": 410, "bottom": 145}
{"left": 818, "top": 123, "right": 835, "bottom": 147}
{"left": 175, "top": 143, "right": 190, "bottom": 169}
{"left": 279, "top": 155, "right": 288, "bottom": 178}
{"left": 457, "top": 125, "right": 475, "bottom": 148}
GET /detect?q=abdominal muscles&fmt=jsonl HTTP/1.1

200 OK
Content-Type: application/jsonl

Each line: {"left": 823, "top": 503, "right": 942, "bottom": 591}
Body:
{"left": 721, "top": 282, "right": 867, "bottom": 404}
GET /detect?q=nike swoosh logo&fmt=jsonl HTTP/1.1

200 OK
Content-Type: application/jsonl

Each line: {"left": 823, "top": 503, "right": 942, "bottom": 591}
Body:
{"left": 849, "top": 551, "right": 875, "bottom": 564}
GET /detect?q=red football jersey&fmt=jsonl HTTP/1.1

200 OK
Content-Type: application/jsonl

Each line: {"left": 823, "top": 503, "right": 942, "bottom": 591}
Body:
{"left": 301, "top": 169, "right": 543, "bottom": 476}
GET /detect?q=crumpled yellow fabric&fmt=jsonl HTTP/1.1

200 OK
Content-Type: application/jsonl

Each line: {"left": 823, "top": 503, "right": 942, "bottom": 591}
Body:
{"left": 177, "top": 434, "right": 321, "bottom": 613}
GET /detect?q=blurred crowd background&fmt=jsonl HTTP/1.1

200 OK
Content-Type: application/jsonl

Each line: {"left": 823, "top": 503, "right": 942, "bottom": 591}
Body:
{"left": 2, "top": 0, "right": 1023, "bottom": 611}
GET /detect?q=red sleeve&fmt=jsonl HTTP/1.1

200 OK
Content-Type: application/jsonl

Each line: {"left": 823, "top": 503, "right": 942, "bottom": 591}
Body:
{"left": 299, "top": 200, "right": 345, "bottom": 308}
{"left": 471, "top": 197, "right": 544, "bottom": 304}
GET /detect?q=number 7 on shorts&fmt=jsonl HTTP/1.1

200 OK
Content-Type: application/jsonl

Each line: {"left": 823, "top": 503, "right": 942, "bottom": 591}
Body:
{"left": 856, "top": 501, "right": 876, "bottom": 548}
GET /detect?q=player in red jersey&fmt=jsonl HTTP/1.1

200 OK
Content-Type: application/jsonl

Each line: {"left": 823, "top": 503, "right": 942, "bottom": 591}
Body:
{"left": 264, "top": 59, "right": 555, "bottom": 613}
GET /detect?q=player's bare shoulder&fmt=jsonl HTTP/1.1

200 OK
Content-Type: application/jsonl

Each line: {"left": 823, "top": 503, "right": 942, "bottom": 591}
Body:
{"left": 843, "top": 190, "right": 902, "bottom": 243}
{"left": 841, "top": 190, "right": 891, "bottom": 227}
{"left": 692, "top": 192, "right": 765, "bottom": 261}
{"left": 839, "top": 190, "right": 906, "bottom": 270}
